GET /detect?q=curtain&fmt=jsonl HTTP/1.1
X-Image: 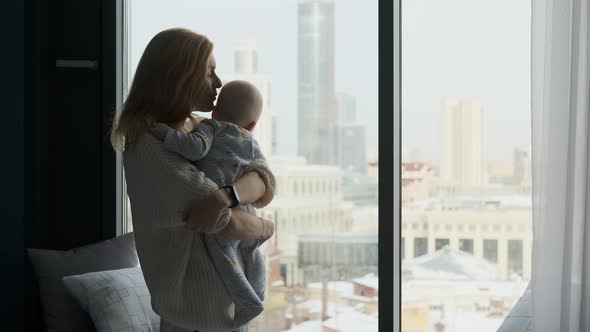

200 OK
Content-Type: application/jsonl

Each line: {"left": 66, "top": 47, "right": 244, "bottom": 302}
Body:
{"left": 531, "top": 1, "right": 589, "bottom": 331}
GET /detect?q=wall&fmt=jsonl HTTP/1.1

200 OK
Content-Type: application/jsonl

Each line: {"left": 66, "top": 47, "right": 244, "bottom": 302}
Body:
{"left": 19, "top": 1, "right": 119, "bottom": 330}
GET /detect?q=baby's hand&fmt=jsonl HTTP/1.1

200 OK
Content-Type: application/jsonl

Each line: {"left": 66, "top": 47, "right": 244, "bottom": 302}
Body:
{"left": 189, "top": 115, "right": 207, "bottom": 131}
{"left": 149, "top": 122, "right": 171, "bottom": 141}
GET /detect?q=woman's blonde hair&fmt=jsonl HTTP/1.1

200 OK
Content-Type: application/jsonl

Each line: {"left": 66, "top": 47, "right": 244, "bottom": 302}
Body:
{"left": 111, "top": 28, "right": 213, "bottom": 151}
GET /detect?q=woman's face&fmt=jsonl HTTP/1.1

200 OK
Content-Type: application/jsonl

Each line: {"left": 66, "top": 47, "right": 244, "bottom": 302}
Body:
{"left": 196, "top": 54, "right": 222, "bottom": 112}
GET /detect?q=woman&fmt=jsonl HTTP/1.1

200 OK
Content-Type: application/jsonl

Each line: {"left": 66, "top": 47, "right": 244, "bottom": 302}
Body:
{"left": 111, "top": 28, "right": 274, "bottom": 332}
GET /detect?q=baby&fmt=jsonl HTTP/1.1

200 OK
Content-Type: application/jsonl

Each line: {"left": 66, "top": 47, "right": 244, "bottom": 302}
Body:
{"left": 150, "top": 80, "right": 274, "bottom": 328}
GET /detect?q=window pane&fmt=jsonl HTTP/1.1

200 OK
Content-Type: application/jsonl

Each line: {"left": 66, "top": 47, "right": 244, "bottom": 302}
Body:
{"left": 127, "top": 1, "right": 378, "bottom": 331}
{"left": 434, "top": 238, "right": 449, "bottom": 251}
{"left": 414, "top": 238, "right": 428, "bottom": 257}
{"left": 401, "top": 0, "right": 532, "bottom": 330}
{"left": 459, "top": 239, "right": 474, "bottom": 254}
{"left": 484, "top": 239, "right": 499, "bottom": 263}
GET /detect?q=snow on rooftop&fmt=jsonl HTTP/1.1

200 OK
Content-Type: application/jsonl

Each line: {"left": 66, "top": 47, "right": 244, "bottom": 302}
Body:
{"left": 307, "top": 280, "right": 377, "bottom": 303}
{"left": 296, "top": 299, "right": 355, "bottom": 315}
{"left": 352, "top": 273, "right": 378, "bottom": 290}
{"left": 307, "top": 281, "right": 354, "bottom": 297}
{"left": 410, "top": 193, "right": 532, "bottom": 211}
{"left": 322, "top": 311, "right": 379, "bottom": 332}
{"left": 428, "top": 309, "right": 505, "bottom": 332}
{"left": 402, "top": 246, "right": 498, "bottom": 281}
{"left": 284, "top": 320, "right": 322, "bottom": 332}
{"left": 402, "top": 279, "right": 529, "bottom": 303}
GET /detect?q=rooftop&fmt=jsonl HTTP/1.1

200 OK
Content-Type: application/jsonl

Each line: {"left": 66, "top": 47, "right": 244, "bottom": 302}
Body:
{"left": 402, "top": 246, "right": 498, "bottom": 281}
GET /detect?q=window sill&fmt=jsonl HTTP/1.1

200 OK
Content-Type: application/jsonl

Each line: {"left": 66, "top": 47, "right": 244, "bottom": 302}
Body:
{"left": 497, "top": 283, "right": 533, "bottom": 332}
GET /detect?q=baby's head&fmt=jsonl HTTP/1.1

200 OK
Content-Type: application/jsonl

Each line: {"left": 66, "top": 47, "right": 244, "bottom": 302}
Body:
{"left": 212, "top": 80, "right": 263, "bottom": 131}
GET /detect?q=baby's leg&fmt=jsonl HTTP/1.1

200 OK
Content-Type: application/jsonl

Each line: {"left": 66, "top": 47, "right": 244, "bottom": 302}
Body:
{"left": 204, "top": 234, "right": 263, "bottom": 329}
{"left": 238, "top": 240, "right": 266, "bottom": 301}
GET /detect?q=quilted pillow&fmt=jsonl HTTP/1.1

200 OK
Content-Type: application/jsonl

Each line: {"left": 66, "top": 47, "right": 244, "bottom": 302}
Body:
{"left": 27, "top": 232, "right": 139, "bottom": 332}
{"left": 62, "top": 266, "right": 160, "bottom": 332}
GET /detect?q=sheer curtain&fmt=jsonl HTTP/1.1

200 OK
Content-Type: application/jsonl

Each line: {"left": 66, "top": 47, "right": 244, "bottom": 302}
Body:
{"left": 531, "top": 1, "right": 589, "bottom": 331}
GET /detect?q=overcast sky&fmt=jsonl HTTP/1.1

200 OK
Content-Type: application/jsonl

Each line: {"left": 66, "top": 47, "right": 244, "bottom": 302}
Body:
{"left": 402, "top": 0, "right": 531, "bottom": 162}
{"left": 130, "top": 0, "right": 530, "bottom": 163}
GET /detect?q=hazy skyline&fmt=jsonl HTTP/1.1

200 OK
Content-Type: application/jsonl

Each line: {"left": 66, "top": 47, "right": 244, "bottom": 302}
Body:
{"left": 129, "top": 0, "right": 531, "bottom": 163}
{"left": 130, "top": 0, "right": 379, "bottom": 159}
{"left": 402, "top": 0, "right": 532, "bottom": 162}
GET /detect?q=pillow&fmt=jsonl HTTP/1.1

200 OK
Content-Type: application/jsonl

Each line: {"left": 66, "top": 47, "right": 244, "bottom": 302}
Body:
{"left": 27, "top": 232, "right": 139, "bottom": 332}
{"left": 62, "top": 267, "right": 160, "bottom": 332}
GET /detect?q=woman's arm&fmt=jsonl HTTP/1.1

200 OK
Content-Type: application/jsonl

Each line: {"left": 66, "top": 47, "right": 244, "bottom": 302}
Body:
{"left": 219, "top": 209, "right": 274, "bottom": 243}
{"left": 182, "top": 188, "right": 233, "bottom": 232}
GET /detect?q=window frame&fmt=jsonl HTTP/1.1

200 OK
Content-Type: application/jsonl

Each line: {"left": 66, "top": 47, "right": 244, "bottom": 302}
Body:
{"left": 379, "top": 0, "right": 400, "bottom": 331}
{"left": 116, "top": 0, "right": 131, "bottom": 236}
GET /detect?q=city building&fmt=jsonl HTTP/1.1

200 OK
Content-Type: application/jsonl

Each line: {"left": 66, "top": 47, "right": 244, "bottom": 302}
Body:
{"left": 402, "top": 195, "right": 533, "bottom": 280}
{"left": 222, "top": 40, "right": 274, "bottom": 156}
{"left": 331, "top": 92, "right": 369, "bottom": 174}
{"left": 402, "top": 162, "right": 436, "bottom": 204}
{"left": 297, "top": 0, "right": 336, "bottom": 164}
{"left": 441, "top": 98, "right": 484, "bottom": 191}
{"left": 341, "top": 171, "right": 378, "bottom": 206}
{"left": 486, "top": 161, "right": 514, "bottom": 186}
{"left": 297, "top": 234, "right": 378, "bottom": 282}
{"left": 332, "top": 123, "right": 367, "bottom": 174}
{"left": 259, "top": 156, "right": 354, "bottom": 287}
{"left": 402, "top": 247, "right": 529, "bottom": 331}
{"left": 350, "top": 206, "right": 378, "bottom": 235}
{"left": 513, "top": 147, "right": 532, "bottom": 191}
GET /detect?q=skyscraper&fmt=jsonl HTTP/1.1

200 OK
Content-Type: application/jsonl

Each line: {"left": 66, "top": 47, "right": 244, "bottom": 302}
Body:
{"left": 224, "top": 40, "right": 273, "bottom": 156}
{"left": 441, "top": 98, "right": 484, "bottom": 190}
{"left": 298, "top": 0, "right": 336, "bottom": 164}
{"left": 333, "top": 123, "right": 367, "bottom": 174}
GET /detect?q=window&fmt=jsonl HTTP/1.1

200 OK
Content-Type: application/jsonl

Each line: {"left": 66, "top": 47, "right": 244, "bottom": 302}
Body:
{"left": 414, "top": 237, "right": 428, "bottom": 257}
{"left": 124, "top": 1, "right": 379, "bottom": 330}
{"left": 435, "top": 238, "right": 450, "bottom": 251}
{"left": 484, "top": 239, "right": 499, "bottom": 263}
{"left": 508, "top": 239, "right": 524, "bottom": 277}
{"left": 401, "top": 0, "right": 532, "bottom": 329}
{"left": 459, "top": 238, "right": 474, "bottom": 254}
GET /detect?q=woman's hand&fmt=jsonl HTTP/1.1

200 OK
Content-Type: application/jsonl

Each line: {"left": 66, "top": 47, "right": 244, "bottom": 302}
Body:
{"left": 182, "top": 189, "right": 232, "bottom": 232}
{"left": 258, "top": 218, "right": 275, "bottom": 245}
{"left": 149, "top": 122, "right": 171, "bottom": 141}
{"left": 217, "top": 210, "right": 275, "bottom": 242}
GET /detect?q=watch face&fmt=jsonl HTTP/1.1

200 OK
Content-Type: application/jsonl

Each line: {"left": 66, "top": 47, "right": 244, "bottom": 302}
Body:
{"left": 232, "top": 185, "right": 241, "bottom": 204}
{"left": 225, "top": 185, "right": 239, "bottom": 208}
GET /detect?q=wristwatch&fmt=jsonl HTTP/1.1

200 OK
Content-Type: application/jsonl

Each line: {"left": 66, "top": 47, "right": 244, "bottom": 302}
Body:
{"left": 221, "top": 185, "right": 240, "bottom": 208}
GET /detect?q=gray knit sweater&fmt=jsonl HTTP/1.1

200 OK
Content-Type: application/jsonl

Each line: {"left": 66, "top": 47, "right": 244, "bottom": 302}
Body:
{"left": 123, "top": 134, "right": 274, "bottom": 331}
